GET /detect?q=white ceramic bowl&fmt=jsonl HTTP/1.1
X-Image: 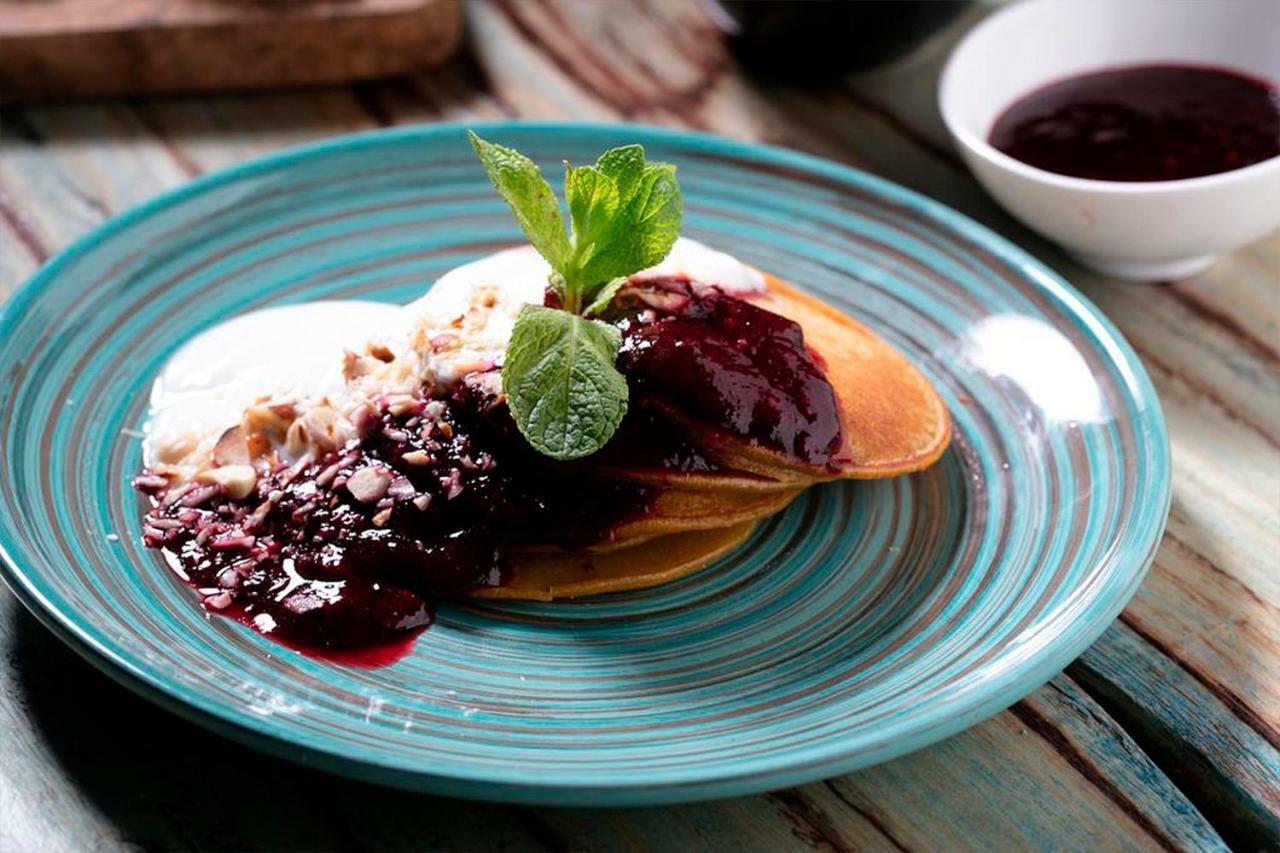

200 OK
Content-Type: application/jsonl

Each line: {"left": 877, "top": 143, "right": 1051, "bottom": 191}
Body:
{"left": 939, "top": 0, "right": 1280, "bottom": 281}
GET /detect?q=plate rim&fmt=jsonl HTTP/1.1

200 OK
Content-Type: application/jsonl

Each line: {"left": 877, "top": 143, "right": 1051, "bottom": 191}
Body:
{"left": 0, "top": 121, "right": 1172, "bottom": 805}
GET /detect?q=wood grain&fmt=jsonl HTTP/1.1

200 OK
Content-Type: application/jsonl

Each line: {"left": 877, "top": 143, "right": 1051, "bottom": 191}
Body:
{"left": 0, "top": 0, "right": 1276, "bottom": 849}
{"left": 1072, "top": 623, "right": 1280, "bottom": 850}
{"left": 0, "top": 0, "right": 463, "bottom": 102}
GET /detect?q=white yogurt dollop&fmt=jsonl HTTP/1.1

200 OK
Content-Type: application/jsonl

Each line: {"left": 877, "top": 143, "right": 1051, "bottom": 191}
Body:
{"left": 144, "top": 237, "right": 763, "bottom": 472}
{"left": 145, "top": 301, "right": 401, "bottom": 466}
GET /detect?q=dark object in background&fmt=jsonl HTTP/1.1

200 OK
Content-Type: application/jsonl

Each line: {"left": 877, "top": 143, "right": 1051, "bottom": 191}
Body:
{"left": 707, "top": 0, "right": 970, "bottom": 82}
{"left": 989, "top": 64, "right": 1280, "bottom": 182}
{"left": 0, "top": 0, "right": 462, "bottom": 104}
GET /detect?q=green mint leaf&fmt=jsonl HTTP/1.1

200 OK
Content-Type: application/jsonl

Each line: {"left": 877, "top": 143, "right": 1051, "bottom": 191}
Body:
{"left": 583, "top": 276, "right": 629, "bottom": 318}
{"left": 501, "top": 305, "right": 628, "bottom": 460}
{"left": 596, "top": 144, "right": 646, "bottom": 205}
{"left": 566, "top": 148, "right": 682, "bottom": 295}
{"left": 469, "top": 131, "right": 571, "bottom": 278}
{"left": 563, "top": 163, "right": 621, "bottom": 302}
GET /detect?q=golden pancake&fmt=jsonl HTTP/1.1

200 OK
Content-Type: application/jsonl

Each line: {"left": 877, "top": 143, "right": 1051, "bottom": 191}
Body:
{"left": 470, "top": 521, "right": 756, "bottom": 601}
{"left": 744, "top": 274, "right": 952, "bottom": 479}
{"left": 595, "top": 273, "right": 952, "bottom": 488}
{"left": 608, "top": 485, "right": 800, "bottom": 542}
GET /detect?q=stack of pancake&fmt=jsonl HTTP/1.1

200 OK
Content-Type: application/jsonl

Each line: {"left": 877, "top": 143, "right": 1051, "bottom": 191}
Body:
{"left": 479, "top": 274, "right": 952, "bottom": 601}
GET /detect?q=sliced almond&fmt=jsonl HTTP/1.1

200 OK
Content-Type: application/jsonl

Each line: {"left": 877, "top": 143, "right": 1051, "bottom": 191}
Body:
{"left": 213, "top": 426, "right": 251, "bottom": 466}
{"left": 346, "top": 466, "right": 391, "bottom": 504}
{"left": 196, "top": 464, "right": 258, "bottom": 500}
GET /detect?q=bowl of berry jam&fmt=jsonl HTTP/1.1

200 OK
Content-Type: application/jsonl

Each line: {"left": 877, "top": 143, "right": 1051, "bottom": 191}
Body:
{"left": 939, "top": 0, "right": 1280, "bottom": 281}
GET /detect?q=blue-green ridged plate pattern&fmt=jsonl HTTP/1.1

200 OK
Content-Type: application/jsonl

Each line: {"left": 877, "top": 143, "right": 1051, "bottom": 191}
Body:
{"left": 0, "top": 123, "right": 1169, "bottom": 805}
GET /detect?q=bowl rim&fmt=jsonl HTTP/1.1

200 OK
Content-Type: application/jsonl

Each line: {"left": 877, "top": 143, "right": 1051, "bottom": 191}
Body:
{"left": 938, "top": 0, "right": 1280, "bottom": 195}
{"left": 0, "top": 120, "right": 1173, "bottom": 804}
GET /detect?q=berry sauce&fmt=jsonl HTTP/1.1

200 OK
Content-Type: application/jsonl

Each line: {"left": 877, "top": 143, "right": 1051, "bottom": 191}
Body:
{"left": 136, "top": 282, "right": 842, "bottom": 660}
{"left": 989, "top": 64, "right": 1280, "bottom": 182}
{"left": 609, "top": 278, "right": 843, "bottom": 468}
{"left": 138, "top": 393, "right": 652, "bottom": 659}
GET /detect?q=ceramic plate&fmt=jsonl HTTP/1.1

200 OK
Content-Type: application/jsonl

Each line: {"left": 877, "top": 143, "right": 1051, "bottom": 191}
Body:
{"left": 0, "top": 123, "right": 1169, "bottom": 806}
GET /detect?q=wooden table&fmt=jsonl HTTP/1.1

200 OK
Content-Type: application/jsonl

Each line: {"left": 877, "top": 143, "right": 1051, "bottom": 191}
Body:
{"left": 1, "top": 3, "right": 1276, "bottom": 850}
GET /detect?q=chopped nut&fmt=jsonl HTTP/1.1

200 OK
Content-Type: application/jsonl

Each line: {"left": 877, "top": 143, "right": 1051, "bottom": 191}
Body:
{"left": 133, "top": 473, "right": 171, "bottom": 493}
{"left": 386, "top": 394, "right": 420, "bottom": 417}
{"left": 440, "top": 468, "right": 464, "bottom": 500}
{"left": 387, "top": 476, "right": 415, "bottom": 501}
{"left": 246, "top": 433, "right": 273, "bottom": 460}
{"left": 352, "top": 404, "right": 379, "bottom": 438}
{"left": 400, "top": 450, "right": 433, "bottom": 467}
{"left": 213, "top": 426, "right": 250, "bottom": 466}
{"left": 412, "top": 494, "right": 432, "bottom": 511}
{"left": 346, "top": 466, "right": 391, "bottom": 503}
{"left": 342, "top": 350, "right": 380, "bottom": 382}
{"left": 210, "top": 531, "right": 256, "bottom": 551}
{"left": 437, "top": 421, "right": 454, "bottom": 439}
{"left": 431, "top": 333, "right": 460, "bottom": 350}
{"left": 367, "top": 343, "right": 395, "bottom": 362}
{"left": 152, "top": 433, "right": 197, "bottom": 465}
{"left": 371, "top": 507, "right": 393, "bottom": 527}
{"left": 244, "top": 499, "right": 274, "bottom": 531}
{"left": 299, "top": 405, "right": 343, "bottom": 454}
{"left": 284, "top": 420, "right": 308, "bottom": 459}
{"left": 243, "top": 405, "right": 292, "bottom": 443}
{"left": 197, "top": 465, "right": 258, "bottom": 500}
{"left": 314, "top": 460, "right": 343, "bottom": 487}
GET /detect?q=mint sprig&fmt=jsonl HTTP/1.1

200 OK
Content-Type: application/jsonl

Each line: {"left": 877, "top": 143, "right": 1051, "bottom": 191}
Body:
{"left": 501, "top": 307, "right": 628, "bottom": 460}
{"left": 469, "top": 131, "right": 682, "bottom": 460}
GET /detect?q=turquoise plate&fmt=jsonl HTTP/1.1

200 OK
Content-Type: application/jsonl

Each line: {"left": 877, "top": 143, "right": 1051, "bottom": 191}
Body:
{"left": 0, "top": 123, "right": 1169, "bottom": 806}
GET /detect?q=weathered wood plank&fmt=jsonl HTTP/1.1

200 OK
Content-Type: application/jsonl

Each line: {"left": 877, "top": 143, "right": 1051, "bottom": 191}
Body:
{"left": 0, "top": 104, "right": 187, "bottom": 250}
{"left": 814, "top": 679, "right": 1227, "bottom": 852}
{"left": 1071, "top": 622, "right": 1280, "bottom": 850}
{"left": 0, "top": 209, "right": 41, "bottom": 299}
{"left": 128, "top": 90, "right": 379, "bottom": 175}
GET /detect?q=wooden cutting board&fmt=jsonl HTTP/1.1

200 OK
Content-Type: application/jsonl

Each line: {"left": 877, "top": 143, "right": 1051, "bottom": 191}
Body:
{"left": 0, "top": 0, "right": 463, "bottom": 102}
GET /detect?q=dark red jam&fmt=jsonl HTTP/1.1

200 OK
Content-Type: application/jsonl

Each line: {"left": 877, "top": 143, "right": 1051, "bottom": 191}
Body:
{"left": 136, "top": 281, "right": 843, "bottom": 660}
{"left": 608, "top": 277, "right": 843, "bottom": 468}
{"left": 137, "top": 391, "right": 652, "bottom": 657}
{"left": 989, "top": 64, "right": 1280, "bottom": 182}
